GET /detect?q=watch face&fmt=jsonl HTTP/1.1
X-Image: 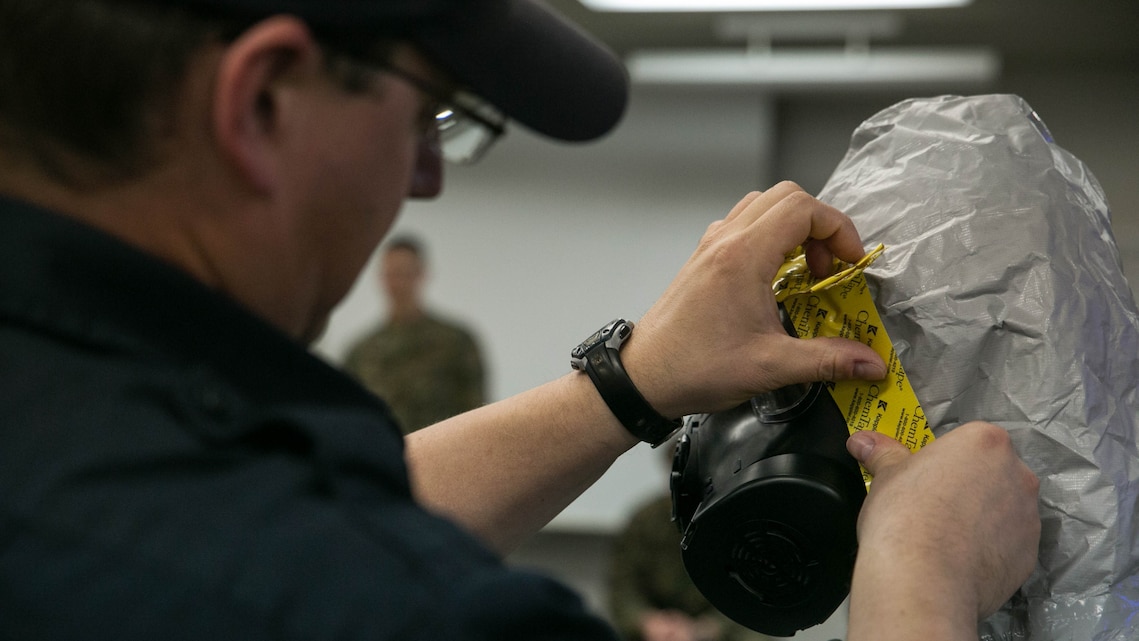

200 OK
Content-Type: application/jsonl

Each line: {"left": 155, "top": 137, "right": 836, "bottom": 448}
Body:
{"left": 573, "top": 320, "right": 627, "bottom": 368}
{"left": 583, "top": 329, "right": 603, "bottom": 348}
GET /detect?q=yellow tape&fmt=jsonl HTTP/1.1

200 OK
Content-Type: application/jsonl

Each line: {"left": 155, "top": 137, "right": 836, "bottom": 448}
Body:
{"left": 773, "top": 244, "right": 934, "bottom": 486}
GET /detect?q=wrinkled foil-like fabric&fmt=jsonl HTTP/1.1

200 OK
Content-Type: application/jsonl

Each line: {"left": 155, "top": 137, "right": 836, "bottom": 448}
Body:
{"left": 817, "top": 94, "right": 1139, "bottom": 641}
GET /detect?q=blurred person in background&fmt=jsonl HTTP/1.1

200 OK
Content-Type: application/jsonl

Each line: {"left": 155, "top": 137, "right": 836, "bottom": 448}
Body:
{"left": 345, "top": 235, "right": 485, "bottom": 433}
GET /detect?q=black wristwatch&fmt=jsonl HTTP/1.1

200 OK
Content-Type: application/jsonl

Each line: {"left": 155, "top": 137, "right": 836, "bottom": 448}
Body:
{"left": 571, "top": 318, "right": 681, "bottom": 447}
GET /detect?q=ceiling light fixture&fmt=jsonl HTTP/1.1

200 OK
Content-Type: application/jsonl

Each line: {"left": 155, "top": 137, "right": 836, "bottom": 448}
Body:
{"left": 626, "top": 47, "right": 999, "bottom": 90}
{"left": 580, "top": 0, "right": 970, "bottom": 11}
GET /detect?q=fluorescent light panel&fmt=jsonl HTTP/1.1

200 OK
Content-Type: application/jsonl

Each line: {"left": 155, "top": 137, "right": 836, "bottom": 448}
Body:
{"left": 581, "top": 0, "right": 970, "bottom": 11}
{"left": 627, "top": 48, "right": 999, "bottom": 90}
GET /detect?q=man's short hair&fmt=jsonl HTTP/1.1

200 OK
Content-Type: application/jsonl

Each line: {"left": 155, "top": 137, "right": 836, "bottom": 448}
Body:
{"left": 0, "top": 0, "right": 401, "bottom": 188}
{"left": 0, "top": 0, "right": 234, "bottom": 186}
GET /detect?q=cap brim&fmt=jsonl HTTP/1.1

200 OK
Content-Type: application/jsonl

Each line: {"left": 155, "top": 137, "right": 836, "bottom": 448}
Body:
{"left": 415, "top": 1, "right": 629, "bottom": 142}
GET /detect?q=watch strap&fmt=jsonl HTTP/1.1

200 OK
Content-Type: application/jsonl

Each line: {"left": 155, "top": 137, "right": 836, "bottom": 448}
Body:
{"left": 581, "top": 336, "right": 681, "bottom": 447}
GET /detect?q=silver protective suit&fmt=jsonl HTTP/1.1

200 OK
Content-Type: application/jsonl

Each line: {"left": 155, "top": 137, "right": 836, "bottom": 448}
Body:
{"left": 818, "top": 94, "right": 1139, "bottom": 641}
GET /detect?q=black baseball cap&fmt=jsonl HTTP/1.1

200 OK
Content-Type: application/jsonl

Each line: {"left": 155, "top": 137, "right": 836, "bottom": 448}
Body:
{"left": 146, "top": 0, "right": 629, "bottom": 142}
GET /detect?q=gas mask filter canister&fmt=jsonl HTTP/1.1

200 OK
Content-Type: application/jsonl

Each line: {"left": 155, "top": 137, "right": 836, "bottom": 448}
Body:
{"left": 670, "top": 377, "right": 864, "bottom": 637}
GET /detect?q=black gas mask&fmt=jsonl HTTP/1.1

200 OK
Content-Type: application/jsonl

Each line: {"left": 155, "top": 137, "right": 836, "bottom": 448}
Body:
{"left": 669, "top": 313, "right": 866, "bottom": 636}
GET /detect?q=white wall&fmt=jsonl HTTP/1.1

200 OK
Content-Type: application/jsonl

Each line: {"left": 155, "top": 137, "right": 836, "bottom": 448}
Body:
{"left": 314, "top": 87, "right": 775, "bottom": 532}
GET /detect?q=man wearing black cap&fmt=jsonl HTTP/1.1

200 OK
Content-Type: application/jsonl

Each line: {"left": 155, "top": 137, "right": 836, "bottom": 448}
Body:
{"left": 0, "top": 1, "right": 1038, "bottom": 640}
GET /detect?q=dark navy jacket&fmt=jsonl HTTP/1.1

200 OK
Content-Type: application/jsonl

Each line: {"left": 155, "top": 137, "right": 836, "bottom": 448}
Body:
{"left": 0, "top": 196, "right": 615, "bottom": 640}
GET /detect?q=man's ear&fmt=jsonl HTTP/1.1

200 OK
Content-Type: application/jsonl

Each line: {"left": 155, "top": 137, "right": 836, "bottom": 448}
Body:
{"left": 211, "top": 16, "right": 321, "bottom": 194}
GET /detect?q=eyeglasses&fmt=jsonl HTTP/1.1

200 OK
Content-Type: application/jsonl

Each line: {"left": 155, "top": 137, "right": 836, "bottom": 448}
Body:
{"left": 380, "top": 65, "right": 507, "bottom": 165}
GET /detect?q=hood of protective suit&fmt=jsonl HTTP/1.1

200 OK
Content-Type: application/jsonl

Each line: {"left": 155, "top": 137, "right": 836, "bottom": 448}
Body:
{"left": 818, "top": 94, "right": 1139, "bottom": 641}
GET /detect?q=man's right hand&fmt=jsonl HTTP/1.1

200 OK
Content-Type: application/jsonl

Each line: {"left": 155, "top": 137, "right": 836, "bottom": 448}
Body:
{"left": 624, "top": 183, "right": 887, "bottom": 421}
{"left": 845, "top": 422, "right": 1041, "bottom": 640}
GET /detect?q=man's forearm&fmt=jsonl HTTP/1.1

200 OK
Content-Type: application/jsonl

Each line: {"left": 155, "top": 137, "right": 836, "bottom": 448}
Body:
{"left": 404, "top": 371, "right": 638, "bottom": 555}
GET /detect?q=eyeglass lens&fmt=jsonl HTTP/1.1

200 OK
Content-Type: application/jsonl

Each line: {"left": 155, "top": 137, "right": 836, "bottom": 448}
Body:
{"left": 436, "top": 111, "right": 496, "bottom": 164}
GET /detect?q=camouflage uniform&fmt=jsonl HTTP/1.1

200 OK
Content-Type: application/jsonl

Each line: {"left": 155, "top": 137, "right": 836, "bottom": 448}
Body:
{"left": 344, "top": 314, "right": 485, "bottom": 434}
{"left": 608, "top": 495, "right": 774, "bottom": 641}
